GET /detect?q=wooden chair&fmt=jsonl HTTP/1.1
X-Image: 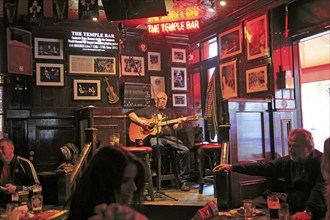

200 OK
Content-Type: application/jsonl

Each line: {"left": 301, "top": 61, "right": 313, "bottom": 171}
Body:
{"left": 121, "top": 146, "right": 154, "bottom": 201}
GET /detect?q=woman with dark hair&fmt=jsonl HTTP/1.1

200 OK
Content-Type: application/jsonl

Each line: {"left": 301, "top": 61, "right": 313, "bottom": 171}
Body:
{"left": 67, "top": 146, "right": 147, "bottom": 220}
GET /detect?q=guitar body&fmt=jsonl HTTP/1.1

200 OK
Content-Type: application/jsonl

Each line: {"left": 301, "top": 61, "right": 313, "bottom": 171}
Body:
{"left": 129, "top": 115, "right": 198, "bottom": 142}
{"left": 129, "top": 117, "right": 158, "bottom": 142}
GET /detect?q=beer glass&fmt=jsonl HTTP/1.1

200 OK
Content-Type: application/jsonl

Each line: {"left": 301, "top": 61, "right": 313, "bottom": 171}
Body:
{"left": 267, "top": 194, "right": 280, "bottom": 219}
{"left": 243, "top": 199, "right": 253, "bottom": 219}
{"left": 109, "top": 133, "right": 120, "bottom": 146}
{"left": 279, "top": 202, "right": 290, "bottom": 220}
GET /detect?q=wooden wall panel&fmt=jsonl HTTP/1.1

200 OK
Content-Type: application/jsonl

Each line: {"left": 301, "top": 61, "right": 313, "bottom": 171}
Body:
{"left": 28, "top": 117, "right": 76, "bottom": 172}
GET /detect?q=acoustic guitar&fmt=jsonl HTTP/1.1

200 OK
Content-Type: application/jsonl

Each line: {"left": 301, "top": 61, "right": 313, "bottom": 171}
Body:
{"left": 129, "top": 115, "right": 198, "bottom": 142}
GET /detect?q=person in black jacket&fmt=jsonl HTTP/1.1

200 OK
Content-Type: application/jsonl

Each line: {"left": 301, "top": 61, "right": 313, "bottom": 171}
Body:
{"left": 213, "top": 128, "right": 326, "bottom": 220}
{"left": 0, "top": 138, "right": 40, "bottom": 208}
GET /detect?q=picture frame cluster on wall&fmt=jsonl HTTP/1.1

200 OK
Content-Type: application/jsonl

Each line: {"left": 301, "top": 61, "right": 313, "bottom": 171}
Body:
{"left": 218, "top": 13, "right": 269, "bottom": 98}
{"left": 34, "top": 37, "right": 65, "bottom": 87}
{"left": 171, "top": 48, "right": 188, "bottom": 107}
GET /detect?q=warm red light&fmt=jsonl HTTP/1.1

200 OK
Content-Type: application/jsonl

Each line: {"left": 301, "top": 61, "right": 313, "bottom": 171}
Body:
{"left": 147, "top": 20, "right": 200, "bottom": 34}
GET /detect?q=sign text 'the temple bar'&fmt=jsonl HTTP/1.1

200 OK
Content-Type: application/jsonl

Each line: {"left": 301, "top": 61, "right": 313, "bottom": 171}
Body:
{"left": 147, "top": 20, "right": 200, "bottom": 34}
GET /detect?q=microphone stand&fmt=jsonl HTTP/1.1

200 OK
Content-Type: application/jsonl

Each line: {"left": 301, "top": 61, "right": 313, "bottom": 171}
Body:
{"left": 153, "top": 99, "right": 178, "bottom": 201}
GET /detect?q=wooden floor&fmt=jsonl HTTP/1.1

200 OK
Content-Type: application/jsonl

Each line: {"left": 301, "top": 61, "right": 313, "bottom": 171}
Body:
{"left": 144, "top": 182, "right": 216, "bottom": 206}
{"left": 142, "top": 182, "right": 217, "bottom": 220}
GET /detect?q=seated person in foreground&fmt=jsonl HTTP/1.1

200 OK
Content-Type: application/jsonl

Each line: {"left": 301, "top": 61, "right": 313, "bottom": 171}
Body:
{"left": 213, "top": 128, "right": 326, "bottom": 220}
{"left": 68, "top": 146, "right": 148, "bottom": 220}
{"left": 0, "top": 138, "right": 40, "bottom": 208}
{"left": 321, "top": 137, "right": 330, "bottom": 220}
{"left": 129, "top": 91, "right": 191, "bottom": 191}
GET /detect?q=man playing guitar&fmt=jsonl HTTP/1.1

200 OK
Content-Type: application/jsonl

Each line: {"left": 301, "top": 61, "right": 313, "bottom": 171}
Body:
{"left": 128, "top": 91, "right": 191, "bottom": 191}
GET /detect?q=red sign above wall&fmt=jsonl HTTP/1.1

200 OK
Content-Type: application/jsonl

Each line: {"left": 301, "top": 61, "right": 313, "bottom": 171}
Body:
{"left": 147, "top": 19, "right": 200, "bottom": 34}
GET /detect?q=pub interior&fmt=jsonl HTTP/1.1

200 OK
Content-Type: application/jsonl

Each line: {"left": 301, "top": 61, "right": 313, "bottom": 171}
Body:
{"left": 0, "top": 0, "right": 329, "bottom": 219}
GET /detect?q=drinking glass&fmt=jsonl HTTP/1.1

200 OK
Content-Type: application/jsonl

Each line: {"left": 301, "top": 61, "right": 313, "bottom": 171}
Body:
{"left": 31, "top": 194, "right": 43, "bottom": 214}
{"left": 279, "top": 203, "right": 290, "bottom": 220}
{"left": 5, "top": 203, "right": 18, "bottom": 220}
{"left": 267, "top": 195, "right": 280, "bottom": 219}
{"left": 243, "top": 199, "right": 253, "bottom": 219}
{"left": 109, "top": 133, "right": 120, "bottom": 146}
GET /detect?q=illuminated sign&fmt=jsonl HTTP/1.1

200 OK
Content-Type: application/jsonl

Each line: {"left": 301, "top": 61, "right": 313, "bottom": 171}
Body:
{"left": 147, "top": 20, "right": 200, "bottom": 34}
{"left": 67, "top": 31, "right": 119, "bottom": 52}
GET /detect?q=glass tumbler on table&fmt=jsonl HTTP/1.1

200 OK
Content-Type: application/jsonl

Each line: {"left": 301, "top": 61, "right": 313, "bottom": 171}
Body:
{"left": 267, "top": 194, "right": 280, "bottom": 220}
{"left": 109, "top": 133, "right": 120, "bottom": 146}
{"left": 243, "top": 199, "right": 254, "bottom": 219}
{"left": 279, "top": 202, "right": 290, "bottom": 220}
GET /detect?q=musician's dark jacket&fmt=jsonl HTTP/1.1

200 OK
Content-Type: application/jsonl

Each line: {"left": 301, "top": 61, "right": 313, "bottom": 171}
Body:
{"left": 231, "top": 149, "right": 325, "bottom": 219}
{"left": 0, "top": 155, "right": 40, "bottom": 207}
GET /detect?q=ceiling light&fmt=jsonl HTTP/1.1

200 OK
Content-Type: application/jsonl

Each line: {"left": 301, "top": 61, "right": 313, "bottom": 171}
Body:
{"left": 219, "top": 1, "right": 226, "bottom": 6}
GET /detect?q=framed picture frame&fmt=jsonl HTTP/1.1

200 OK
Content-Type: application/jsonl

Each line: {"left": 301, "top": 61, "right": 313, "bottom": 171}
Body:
{"left": 171, "top": 67, "right": 187, "bottom": 91}
{"left": 36, "top": 63, "right": 64, "bottom": 86}
{"left": 219, "top": 60, "right": 238, "bottom": 99}
{"left": 246, "top": 65, "right": 268, "bottom": 93}
{"left": 147, "top": 52, "right": 161, "bottom": 71}
{"left": 121, "top": 56, "right": 145, "bottom": 76}
{"left": 69, "top": 55, "right": 116, "bottom": 75}
{"left": 172, "top": 94, "right": 187, "bottom": 107}
{"left": 171, "top": 48, "right": 186, "bottom": 63}
{"left": 245, "top": 14, "right": 269, "bottom": 60}
{"left": 219, "top": 25, "right": 243, "bottom": 60}
{"left": 150, "top": 76, "right": 165, "bottom": 99}
{"left": 34, "top": 38, "right": 64, "bottom": 60}
{"left": 73, "top": 79, "right": 101, "bottom": 100}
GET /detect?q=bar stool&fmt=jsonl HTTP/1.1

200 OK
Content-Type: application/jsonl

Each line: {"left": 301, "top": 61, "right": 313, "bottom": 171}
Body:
{"left": 198, "top": 143, "right": 222, "bottom": 194}
{"left": 156, "top": 146, "right": 180, "bottom": 190}
{"left": 121, "top": 146, "right": 154, "bottom": 201}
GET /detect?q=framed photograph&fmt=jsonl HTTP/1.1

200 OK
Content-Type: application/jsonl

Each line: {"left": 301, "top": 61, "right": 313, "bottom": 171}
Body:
{"left": 245, "top": 14, "right": 269, "bottom": 60}
{"left": 219, "top": 25, "right": 243, "bottom": 60}
{"left": 34, "top": 38, "right": 64, "bottom": 60}
{"left": 150, "top": 76, "right": 165, "bottom": 99}
{"left": 172, "top": 94, "right": 187, "bottom": 107}
{"left": 171, "top": 67, "right": 187, "bottom": 91}
{"left": 69, "top": 55, "right": 116, "bottom": 75}
{"left": 148, "top": 52, "right": 161, "bottom": 71}
{"left": 73, "top": 79, "right": 101, "bottom": 100}
{"left": 246, "top": 65, "right": 268, "bottom": 93}
{"left": 121, "top": 56, "right": 145, "bottom": 76}
{"left": 171, "top": 48, "right": 186, "bottom": 63}
{"left": 36, "top": 63, "right": 64, "bottom": 86}
{"left": 219, "top": 60, "right": 238, "bottom": 99}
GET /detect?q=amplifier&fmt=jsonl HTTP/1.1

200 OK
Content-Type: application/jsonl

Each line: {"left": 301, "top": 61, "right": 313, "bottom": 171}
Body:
{"left": 123, "top": 82, "right": 151, "bottom": 108}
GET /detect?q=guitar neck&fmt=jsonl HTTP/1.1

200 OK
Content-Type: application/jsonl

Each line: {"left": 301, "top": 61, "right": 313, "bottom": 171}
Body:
{"left": 158, "top": 118, "right": 181, "bottom": 127}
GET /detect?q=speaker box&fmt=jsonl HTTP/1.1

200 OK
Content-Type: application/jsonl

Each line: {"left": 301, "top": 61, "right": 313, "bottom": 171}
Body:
{"left": 6, "top": 27, "right": 32, "bottom": 76}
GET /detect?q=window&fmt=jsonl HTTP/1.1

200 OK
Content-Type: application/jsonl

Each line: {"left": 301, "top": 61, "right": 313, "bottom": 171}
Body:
{"left": 201, "top": 37, "right": 218, "bottom": 60}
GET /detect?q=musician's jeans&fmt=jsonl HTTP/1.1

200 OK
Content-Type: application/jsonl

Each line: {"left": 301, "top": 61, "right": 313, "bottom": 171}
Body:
{"left": 150, "top": 136, "right": 191, "bottom": 183}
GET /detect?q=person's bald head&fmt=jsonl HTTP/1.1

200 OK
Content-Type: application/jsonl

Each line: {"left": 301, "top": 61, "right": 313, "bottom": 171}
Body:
{"left": 155, "top": 92, "right": 168, "bottom": 109}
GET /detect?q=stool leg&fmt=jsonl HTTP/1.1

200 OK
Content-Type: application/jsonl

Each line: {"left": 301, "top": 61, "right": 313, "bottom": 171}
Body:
{"left": 157, "top": 153, "right": 162, "bottom": 190}
{"left": 199, "top": 148, "right": 206, "bottom": 194}
{"left": 145, "top": 153, "right": 154, "bottom": 201}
